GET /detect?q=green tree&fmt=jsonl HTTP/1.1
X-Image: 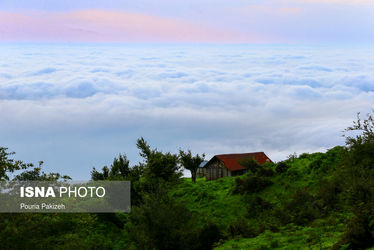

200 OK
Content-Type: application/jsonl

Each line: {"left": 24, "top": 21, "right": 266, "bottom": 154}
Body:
{"left": 334, "top": 111, "right": 374, "bottom": 249}
{"left": 91, "top": 153, "right": 132, "bottom": 180}
{"left": 91, "top": 166, "right": 109, "bottom": 180}
{"left": 109, "top": 153, "right": 130, "bottom": 179}
{"left": 179, "top": 150, "right": 205, "bottom": 183}
{"left": 13, "top": 161, "right": 71, "bottom": 181}
{"left": 0, "top": 147, "right": 33, "bottom": 180}
{"left": 127, "top": 184, "right": 198, "bottom": 250}
{"left": 136, "top": 137, "right": 182, "bottom": 184}
{"left": 238, "top": 157, "right": 260, "bottom": 174}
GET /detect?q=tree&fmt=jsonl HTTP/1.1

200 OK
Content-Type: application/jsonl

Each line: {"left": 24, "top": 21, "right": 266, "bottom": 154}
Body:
{"left": 13, "top": 161, "right": 71, "bottom": 181}
{"left": 239, "top": 157, "right": 260, "bottom": 174}
{"left": 91, "top": 166, "right": 109, "bottom": 181}
{"left": 0, "top": 147, "right": 33, "bottom": 181}
{"left": 109, "top": 153, "right": 130, "bottom": 179}
{"left": 136, "top": 137, "right": 182, "bottom": 184}
{"left": 334, "top": 111, "right": 374, "bottom": 249}
{"left": 91, "top": 153, "right": 131, "bottom": 180}
{"left": 179, "top": 150, "right": 205, "bottom": 183}
{"left": 127, "top": 184, "right": 198, "bottom": 250}
{"left": 341, "top": 111, "right": 374, "bottom": 203}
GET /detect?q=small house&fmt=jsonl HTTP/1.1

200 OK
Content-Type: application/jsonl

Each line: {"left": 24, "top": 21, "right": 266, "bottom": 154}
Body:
{"left": 196, "top": 161, "right": 208, "bottom": 178}
{"left": 202, "top": 152, "right": 272, "bottom": 181}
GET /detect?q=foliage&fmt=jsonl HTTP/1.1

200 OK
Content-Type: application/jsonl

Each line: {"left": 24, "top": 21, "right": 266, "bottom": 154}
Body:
{"left": 283, "top": 189, "right": 320, "bottom": 226}
{"left": 91, "top": 153, "right": 135, "bottom": 181}
{"left": 127, "top": 183, "right": 198, "bottom": 250}
{"left": 232, "top": 175, "right": 273, "bottom": 194}
{"left": 137, "top": 137, "right": 182, "bottom": 185}
{"left": 0, "top": 147, "right": 34, "bottom": 180}
{"left": 244, "top": 195, "right": 272, "bottom": 218}
{"left": 13, "top": 161, "right": 71, "bottom": 181}
{"left": 275, "top": 161, "right": 289, "bottom": 174}
{"left": 238, "top": 157, "right": 260, "bottom": 174}
{"left": 2, "top": 111, "right": 374, "bottom": 249}
{"left": 334, "top": 111, "right": 374, "bottom": 249}
{"left": 238, "top": 158, "right": 274, "bottom": 177}
{"left": 179, "top": 149, "right": 205, "bottom": 183}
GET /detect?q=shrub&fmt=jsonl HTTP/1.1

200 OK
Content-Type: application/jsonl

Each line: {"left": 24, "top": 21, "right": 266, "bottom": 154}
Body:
{"left": 197, "top": 222, "right": 222, "bottom": 250}
{"left": 245, "top": 195, "right": 272, "bottom": 218}
{"left": 228, "top": 220, "right": 259, "bottom": 238}
{"left": 239, "top": 158, "right": 261, "bottom": 174}
{"left": 283, "top": 189, "right": 320, "bottom": 225}
{"left": 285, "top": 167, "right": 300, "bottom": 181}
{"left": 333, "top": 200, "right": 374, "bottom": 250}
{"left": 275, "top": 161, "right": 289, "bottom": 174}
{"left": 309, "top": 158, "right": 322, "bottom": 170}
{"left": 316, "top": 179, "right": 341, "bottom": 211}
{"left": 299, "top": 153, "right": 310, "bottom": 159}
{"left": 270, "top": 240, "right": 279, "bottom": 248}
{"left": 232, "top": 176, "right": 273, "bottom": 195}
{"left": 257, "top": 166, "right": 275, "bottom": 177}
{"left": 127, "top": 185, "right": 199, "bottom": 250}
{"left": 272, "top": 206, "right": 291, "bottom": 225}
{"left": 239, "top": 159, "right": 275, "bottom": 177}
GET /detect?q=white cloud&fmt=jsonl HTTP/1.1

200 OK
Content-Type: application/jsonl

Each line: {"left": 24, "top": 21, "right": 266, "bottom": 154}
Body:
{"left": 0, "top": 44, "right": 373, "bottom": 179}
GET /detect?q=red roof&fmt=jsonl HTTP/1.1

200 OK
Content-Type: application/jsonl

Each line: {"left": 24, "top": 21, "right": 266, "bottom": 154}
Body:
{"left": 208, "top": 152, "right": 272, "bottom": 171}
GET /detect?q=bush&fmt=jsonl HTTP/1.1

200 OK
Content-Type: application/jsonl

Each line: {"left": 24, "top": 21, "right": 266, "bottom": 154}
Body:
{"left": 232, "top": 176, "right": 273, "bottom": 194}
{"left": 283, "top": 189, "right": 320, "bottom": 225}
{"left": 309, "top": 158, "right": 322, "bottom": 170}
{"left": 127, "top": 185, "right": 199, "bottom": 250}
{"left": 245, "top": 195, "right": 272, "bottom": 218}
{"left": 275, "top": 161, "right": 289, "bottom": 174}
{"left": 239, "top": 158, "right": 261, "bottom": 174}
{"left": 333, "top": 212, "right": 374, "bottom": 250}
{"left": 272, "top": 206, "right": 291, "bottom": 225}
{"left": 197, "top": 222, "right": 222, "bottom": 250}
{"left": 239, "top": 159, "right": 275, "bottom": 177}
{"left": 228, "top": 220, "right": 258, "bottom": 238}
{"left": 299, "top": 153, "right": 310, "bottom": 159}
{"left": 316, "top": 179, "right": 341, "bottom": 211}
{"left": 285, "top": 167, "right": 300, "bottom": 181}
{"left": 257, "top": 166, "right": 274, "bottom": 177}
{"left": 334, "top": 196, "right": 374, "bottom": 249}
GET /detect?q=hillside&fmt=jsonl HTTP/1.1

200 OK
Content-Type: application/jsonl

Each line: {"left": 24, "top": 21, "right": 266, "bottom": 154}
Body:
{"left": 171, "top": 146, "right": 369, "bottom": 249}
{"left": 1, "top": 112, "right": 374, "bottom": 249}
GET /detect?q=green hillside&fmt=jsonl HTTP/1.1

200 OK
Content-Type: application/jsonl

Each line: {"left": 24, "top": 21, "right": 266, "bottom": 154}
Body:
{"left": 1, "top": 112, "right": 374, "bottom": 249}
{"left": 171, "top": 146, "right": 348, "bottom": 249}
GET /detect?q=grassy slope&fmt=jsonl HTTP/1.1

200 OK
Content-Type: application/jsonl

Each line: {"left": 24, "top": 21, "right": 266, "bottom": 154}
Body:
{"left": 173, "top": 176, "right": 245, "bottom": 229}
{"left": 173, "top": 147, "right": 350, "bottom": 249}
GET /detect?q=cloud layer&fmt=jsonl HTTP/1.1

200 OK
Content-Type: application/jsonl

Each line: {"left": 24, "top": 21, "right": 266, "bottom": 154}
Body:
{"left": 0, "top": 44, "right": 373, "bottom": 179}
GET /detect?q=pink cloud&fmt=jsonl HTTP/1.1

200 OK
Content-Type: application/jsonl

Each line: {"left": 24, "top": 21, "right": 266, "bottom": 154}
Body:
{"left": 285, "top": 0, "right": 374, "bottom": 5}
{"left": 241, "top": 5, "right": 302, "bottom": 15}
{"left": 0, "top": 10, "right": 262, "bottom": 43}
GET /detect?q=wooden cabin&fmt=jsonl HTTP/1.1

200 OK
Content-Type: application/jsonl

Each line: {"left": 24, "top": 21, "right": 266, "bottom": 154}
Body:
{"left": 202, "top": 152, "right": 272, "bottom": 181}
{"left": 196, "top": 161, "right": 208, "bottom": 178}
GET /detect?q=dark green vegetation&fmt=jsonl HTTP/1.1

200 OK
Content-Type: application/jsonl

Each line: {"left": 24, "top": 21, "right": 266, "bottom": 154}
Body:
{"left": 1, "top": 112, "right": 374, "bottom": 249}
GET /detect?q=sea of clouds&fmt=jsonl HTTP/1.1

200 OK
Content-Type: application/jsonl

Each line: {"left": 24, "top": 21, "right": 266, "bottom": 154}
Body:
{"left": 0, "top": 44, "right": 373, "bottom": 179}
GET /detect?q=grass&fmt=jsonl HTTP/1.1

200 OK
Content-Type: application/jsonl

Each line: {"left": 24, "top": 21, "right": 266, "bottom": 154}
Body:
{"left": 173, "top": 177, "right": 245, "bottom": 228}
{"left": 171, "top": 147, "right": 350, "bottom": 249}
{"left": 215, "top": 225, "right": 344, "bottom": 249}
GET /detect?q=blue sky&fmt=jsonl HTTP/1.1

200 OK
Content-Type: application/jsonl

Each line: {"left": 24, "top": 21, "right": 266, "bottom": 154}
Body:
{"left": 0, "top": 44, "right": 373, "bottom": 179}
{"left": 0, "top": 0, "right": 373, "bottom": 43}
{"left": 0, "top": 1, "right": 373, "bottom": 179}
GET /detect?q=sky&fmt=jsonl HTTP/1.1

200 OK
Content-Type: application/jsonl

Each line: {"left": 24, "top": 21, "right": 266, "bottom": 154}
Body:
{"left": 0, "top": 1, "right": 373, "bottom": 179}
{"left": 0, "top": 0, "right": 373, "bottom": 43}
{"left": 1, "top": 44, "right": 374, "bottom": 179}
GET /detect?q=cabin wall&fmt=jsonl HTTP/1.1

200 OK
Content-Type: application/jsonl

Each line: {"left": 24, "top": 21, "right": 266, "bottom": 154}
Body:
{"left": 205, "top": 160, "right": 230, "bottom": 181}
{"left": 196, "top": 168, "right": 206, "bottom": 178}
